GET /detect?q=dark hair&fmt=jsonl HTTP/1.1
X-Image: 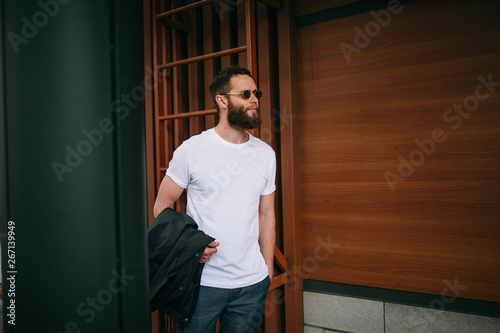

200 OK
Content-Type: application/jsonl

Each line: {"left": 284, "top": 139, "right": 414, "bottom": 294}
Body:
{"left": 209, "top": 66, "right": 252, "bottom": 112}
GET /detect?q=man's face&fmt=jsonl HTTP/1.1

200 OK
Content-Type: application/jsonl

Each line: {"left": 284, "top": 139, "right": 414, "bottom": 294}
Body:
{"left": 225, "top": 75, "right": 262, "bottom": 130}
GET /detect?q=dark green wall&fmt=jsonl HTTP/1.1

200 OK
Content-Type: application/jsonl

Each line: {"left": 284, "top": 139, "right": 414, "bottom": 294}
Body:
{"left": 1, "top": 0, "right": 150, "bottom": 331}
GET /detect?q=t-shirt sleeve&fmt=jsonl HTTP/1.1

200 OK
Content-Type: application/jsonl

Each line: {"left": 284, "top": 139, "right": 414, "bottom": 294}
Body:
{"left": 261, "top": 150, "right": 276, "bottom": 196}
{"left": 166, "top": 143, "right": 190, "bottom": 189}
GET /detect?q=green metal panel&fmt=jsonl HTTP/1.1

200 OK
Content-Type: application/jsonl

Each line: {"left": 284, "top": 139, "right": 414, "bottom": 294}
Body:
{"left": 1, "top": 0, "right": 149, "bottom": 331}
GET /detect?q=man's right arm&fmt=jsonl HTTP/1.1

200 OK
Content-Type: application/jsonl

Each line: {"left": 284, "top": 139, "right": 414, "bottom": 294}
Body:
{"left": 153, "top": 175, "right": 185, "bottom": 217}
{"left": 153, "top": 175, "right": 220, "bottom": 262}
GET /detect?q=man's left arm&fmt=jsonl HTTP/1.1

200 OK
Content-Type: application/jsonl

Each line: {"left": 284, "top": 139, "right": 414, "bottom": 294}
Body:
{"left": 259, "top": 192, "right": 276, "bottom": 280}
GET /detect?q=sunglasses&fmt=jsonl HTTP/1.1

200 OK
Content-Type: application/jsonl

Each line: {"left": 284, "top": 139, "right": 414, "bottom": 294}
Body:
{"left": 220, "top": 90, "right": 263, "bottom": 99}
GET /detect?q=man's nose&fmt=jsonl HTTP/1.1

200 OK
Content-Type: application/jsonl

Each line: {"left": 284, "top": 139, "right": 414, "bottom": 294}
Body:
{"left": 249, "top": 92, "right": 259, "bottom": 104}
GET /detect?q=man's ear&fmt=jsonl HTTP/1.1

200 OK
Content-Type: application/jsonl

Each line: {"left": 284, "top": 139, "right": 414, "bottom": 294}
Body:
{"left": 216, "top": 95, "right": 228, "bottom": 110}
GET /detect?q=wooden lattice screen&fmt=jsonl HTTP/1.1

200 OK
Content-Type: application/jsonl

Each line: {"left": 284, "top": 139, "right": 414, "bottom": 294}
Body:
{"left": 143, "top": 0, "right": 300, "bottom": 331}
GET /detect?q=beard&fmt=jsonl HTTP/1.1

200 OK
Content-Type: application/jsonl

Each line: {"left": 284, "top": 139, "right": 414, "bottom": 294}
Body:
{"left": 227, "top": 99, "right": 263, "bottom": 130}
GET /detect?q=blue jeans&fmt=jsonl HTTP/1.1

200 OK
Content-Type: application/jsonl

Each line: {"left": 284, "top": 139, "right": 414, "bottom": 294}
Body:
{"left": 177, "top": 276, "right": 271, "bottom": 333}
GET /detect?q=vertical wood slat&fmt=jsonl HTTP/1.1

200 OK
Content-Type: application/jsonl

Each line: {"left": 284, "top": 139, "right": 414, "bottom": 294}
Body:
{"left": 152, "top": 0, "right": 174, "bottom": 333}
{"left": 188, "top": 6, "right": 205, "bottom": 137}
{"left": 152, "top": 0, "right": 162, "bottom": 219}
{"left": 213, "top": 2, "right": 221, "bottom": 128}
{"left": 145, "top": 2, "right": 162, "bottom": 333}
{"left": 151, "top": 0, "right": 166, "bottom": 332}
{"left": 245, "top": 0, "right": 259, "bottom": 138}
{"left": 211, "top": 2, "right": 222, "bottom": 73}
{"left": 171, "top": 11, "right": 188, "bottom": 213}
{"left": 203, "top": 4, "right": 216, "bottom": 129}
{"left": 172, "top": 28, "right": 182, "bottom": 150}
{"left": 278, "top": 0, "right": 304, "bottom": 331}
{"left": 229, "top": 0, "right": 239, "bottom": 66}
{"left": 245, "top": 0, "right": 257, "bottom": 81}
{"left": 257, "top": 2, "right": 271, "bottom": 146}
{"left": 144, "top": 0, "right": 156, "bottom": 228}
{"left": 237, "top": 0, "right": 247, "bottom": 68}
{"left": 219, "top": 0, "right": 232, "bottom": 70}
{"left": 161, "top": 0, "right": 173, "bottom": 193}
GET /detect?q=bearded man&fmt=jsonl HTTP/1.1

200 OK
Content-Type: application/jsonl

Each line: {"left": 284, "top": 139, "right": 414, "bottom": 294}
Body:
{"left": 153, "top": 66, "right": 276, "bottom": 333}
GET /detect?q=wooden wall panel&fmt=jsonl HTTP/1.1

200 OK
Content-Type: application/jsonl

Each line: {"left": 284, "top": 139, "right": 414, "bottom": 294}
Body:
{"left": 297, "top": 0, "right": 500, "bottom": 303}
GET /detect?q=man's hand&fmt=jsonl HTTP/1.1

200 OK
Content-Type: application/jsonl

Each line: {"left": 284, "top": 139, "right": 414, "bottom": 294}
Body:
{"left": 199, "top": 241, "right": 219, "bottom": 263}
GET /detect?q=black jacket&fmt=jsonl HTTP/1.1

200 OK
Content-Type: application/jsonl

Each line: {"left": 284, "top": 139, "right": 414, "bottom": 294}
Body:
{"left": 148, "top": 207, "right": 215, "bottom": 326}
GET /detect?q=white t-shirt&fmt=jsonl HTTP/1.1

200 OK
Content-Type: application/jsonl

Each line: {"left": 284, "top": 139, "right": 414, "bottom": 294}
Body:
{"left": 166, "top": 128, "right": 276, "bottom": 288}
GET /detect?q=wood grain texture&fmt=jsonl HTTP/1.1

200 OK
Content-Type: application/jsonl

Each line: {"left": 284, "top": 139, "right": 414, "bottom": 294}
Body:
{"left": 297, "top": 0, "right": 500, "bottom": 302}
